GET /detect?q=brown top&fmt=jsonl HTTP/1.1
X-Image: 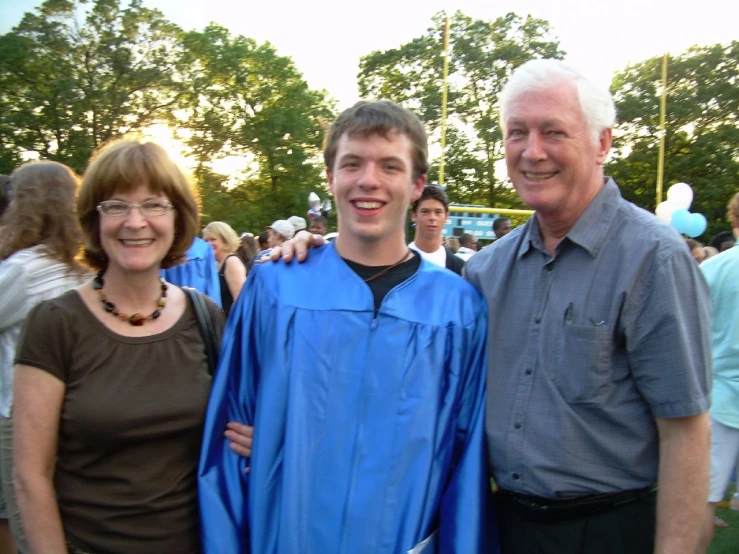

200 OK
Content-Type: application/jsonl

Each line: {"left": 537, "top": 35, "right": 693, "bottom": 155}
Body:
{"left": 16, "top": 289, "right": 224, "bottom": 554}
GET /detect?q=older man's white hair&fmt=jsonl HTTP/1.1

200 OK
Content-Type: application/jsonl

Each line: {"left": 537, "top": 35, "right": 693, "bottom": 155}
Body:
{"left": 499, "top": 59, "right": 617, "bottom": 145}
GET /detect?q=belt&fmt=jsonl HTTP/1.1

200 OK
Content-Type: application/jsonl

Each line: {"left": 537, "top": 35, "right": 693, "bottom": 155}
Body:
{"left": 497, "top": 485, "right": 657, "bottom": 523}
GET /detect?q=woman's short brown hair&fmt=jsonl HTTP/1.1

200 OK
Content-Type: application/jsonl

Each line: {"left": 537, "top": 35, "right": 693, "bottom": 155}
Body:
{"left": 78, "top": 139, "right": 199, "bottom": 270}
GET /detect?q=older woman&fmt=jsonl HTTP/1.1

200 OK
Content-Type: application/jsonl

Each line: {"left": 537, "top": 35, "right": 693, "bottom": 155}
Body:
{"left": 0, "top": 161, "right": 88, "bottom": 554}
{"left": 202, "top": 221, "right": 247, "bottom": 316}
{"left": 12, "top": 140, "right": 249, "bottom": 554}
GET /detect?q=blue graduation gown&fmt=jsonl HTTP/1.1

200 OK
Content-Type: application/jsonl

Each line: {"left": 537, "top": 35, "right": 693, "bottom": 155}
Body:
{"left": 161, "top": 237, "right": 221, "bottom": 306}
{"left": 198, "top": 243, "right": 497, "bottom": 553}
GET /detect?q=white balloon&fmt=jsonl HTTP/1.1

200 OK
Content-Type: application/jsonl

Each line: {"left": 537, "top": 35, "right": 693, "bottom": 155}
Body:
{"left": 655, "top": 200, "right": 678, "bottom": 223}
{"left": 666, "top": 182, "right": 693, "bottom": 210}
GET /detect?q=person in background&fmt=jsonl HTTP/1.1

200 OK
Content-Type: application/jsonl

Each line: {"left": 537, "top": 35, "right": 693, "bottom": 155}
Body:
{"left": 203, "top": 221, "right": 247, "bottom": 316}
{"left": 255, "top": 230, "right": 267, "bottom": 252}
{"left": 492, "top": 217, "right": 512, "bottom": 239}
{"left": 697, "top": 191, "right": 739, "bottom": 549}
{"left": 446, "top": 236, "right": 461, "bottom": 253}
{"left": 10, "top": 139, "right": 249, "bottom": 554}
{"left": 236, "top": 233, "right": 258, "bottom": 271}
{"left": 309, "top": 215, "right": 328, "bottom": 236}
{"left": 685, "top": 238, "right": 711, "bottom": 265}
{"left": 253, "top": 220, "right": 296, "bottom": 264}
{"left": 710, "top": 231, "right": 735, "bottom": 252}
{"left": 408, "top": 185, "right": 465, "bottom": 275}
{"left": 455, "top": 233, "right": 478, "bottom": 261}
{"left": 268, "top": 220, "right": 295, "bottom": 249}
{"left": 0, "top": 161, "right": 89, "bottom": 554}
{"left": 161, "top": 236, "right": 221, "bottom": 306}
{"left": 287, "top": 215, "right": 307, "bottom": 234}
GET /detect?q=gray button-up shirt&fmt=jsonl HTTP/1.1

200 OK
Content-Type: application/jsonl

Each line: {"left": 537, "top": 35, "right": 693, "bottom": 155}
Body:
{"left": 464, "top": 178, "right": 711, "bottom": 498}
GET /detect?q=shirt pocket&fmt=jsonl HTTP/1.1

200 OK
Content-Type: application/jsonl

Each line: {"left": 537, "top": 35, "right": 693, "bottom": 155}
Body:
{"left": 554, "top": 323, "right": 612, "bottom": 404}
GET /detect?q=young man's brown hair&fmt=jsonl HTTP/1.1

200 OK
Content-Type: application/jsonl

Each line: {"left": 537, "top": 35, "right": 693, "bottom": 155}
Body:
{"left": 323, "top": 101, "right": 428, "bottom": 180}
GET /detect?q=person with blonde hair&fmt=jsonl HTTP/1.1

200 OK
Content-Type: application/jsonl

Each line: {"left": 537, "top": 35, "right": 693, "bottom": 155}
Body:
{"left": 0, "top": 161, "right": 88, "bottom": 554}
{"left": 11, "top": 139, "right": 250, "bottom": 554}
{"left": 202, "top": 221, "right": 247, "bottom": 316}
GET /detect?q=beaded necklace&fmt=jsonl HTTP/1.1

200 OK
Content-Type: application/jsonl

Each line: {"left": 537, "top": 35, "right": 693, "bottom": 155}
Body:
{"left": 93, "top": 271, "right": 167, "bottom": 326}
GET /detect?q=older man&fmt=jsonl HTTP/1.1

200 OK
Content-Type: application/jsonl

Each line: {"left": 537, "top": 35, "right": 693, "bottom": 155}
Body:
{"left": 463, "top": 59, "right": 711, "bottom": 554}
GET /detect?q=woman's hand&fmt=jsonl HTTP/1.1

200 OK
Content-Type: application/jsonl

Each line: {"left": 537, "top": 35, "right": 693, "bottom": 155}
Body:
{"left": 225, "top": 421, "right": 253, "bottom": 458}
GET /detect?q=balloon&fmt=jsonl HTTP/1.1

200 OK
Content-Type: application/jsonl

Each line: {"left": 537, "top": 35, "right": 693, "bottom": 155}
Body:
{"left": 670, "top": 209, "right": 692, "bottom": 235}
{"left": 308, "top": 192, "right": 320, "bottom": 208}
{"left": 686, "top": 213, "right": 707, "bottom": 238}
{"left": 666, "top": 182, "right": 693, "bottom": 210}
{"left": 655, "top": 200, "right": 678, "bottom": 223}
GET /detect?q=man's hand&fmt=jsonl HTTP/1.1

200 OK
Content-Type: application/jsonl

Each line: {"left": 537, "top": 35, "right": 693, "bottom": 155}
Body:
{"left": 225, "top": 421, "right": 253, "bottom": 458}
{"left": 269, "top": 230, "right": 327, "bottom": 262}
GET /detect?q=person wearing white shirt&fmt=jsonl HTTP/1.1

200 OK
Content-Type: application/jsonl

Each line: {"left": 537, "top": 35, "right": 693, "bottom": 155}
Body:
{"left": 455, "top": 234, "right": 478, "bottom": 262}
{"left": 408, "top": 185, "right": 464, "bottom": 275}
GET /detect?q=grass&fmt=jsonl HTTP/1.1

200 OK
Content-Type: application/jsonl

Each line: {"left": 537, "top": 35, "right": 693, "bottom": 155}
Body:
{"left": 709, "top": 484, "right": 739, "bottom": 554}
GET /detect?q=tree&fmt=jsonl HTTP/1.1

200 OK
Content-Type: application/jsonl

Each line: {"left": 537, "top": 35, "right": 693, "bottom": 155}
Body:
{"left": 0, "top": 0, "right": 184, "bottom": 173}
{"left": 178, "top": 24, "right": 336, "bottom": 231}
{"left": 607, "top": 42, "right": 739, "bottom": 240}
{"left": 358, "top": 11, "right": 564, "bottom": 208}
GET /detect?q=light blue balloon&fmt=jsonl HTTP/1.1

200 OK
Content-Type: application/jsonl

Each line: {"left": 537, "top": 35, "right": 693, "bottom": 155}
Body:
{"left": 687, "top": 213, "right": 707, "bottom": 238}
{"left": 671, "top": 209, "right": 692, "bottom": 235}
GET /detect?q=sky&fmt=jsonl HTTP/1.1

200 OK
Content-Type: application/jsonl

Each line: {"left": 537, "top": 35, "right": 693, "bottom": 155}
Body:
{"left": 1, "top": 0, "right": 737, "bottom": 110}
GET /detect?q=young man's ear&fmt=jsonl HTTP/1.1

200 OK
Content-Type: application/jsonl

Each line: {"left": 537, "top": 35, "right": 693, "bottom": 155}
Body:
{"left": 410, "top": 174, "right": 427, "bottom": 203}
{"left": 326, "top": 168, "right": 335, "bottom": 195}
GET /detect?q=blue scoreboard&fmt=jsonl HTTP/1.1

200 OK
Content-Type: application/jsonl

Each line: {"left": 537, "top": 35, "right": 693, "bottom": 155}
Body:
{"left": 442, "top": 205, "right": 500, "bottom": 239}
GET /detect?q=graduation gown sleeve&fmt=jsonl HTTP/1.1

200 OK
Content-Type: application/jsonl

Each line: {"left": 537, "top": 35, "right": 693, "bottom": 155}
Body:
{"left": 438, "top": 300, "right": 498, "bottom": 553}
{"left": 198, "top": 266, "right": 267, "bottom": 553}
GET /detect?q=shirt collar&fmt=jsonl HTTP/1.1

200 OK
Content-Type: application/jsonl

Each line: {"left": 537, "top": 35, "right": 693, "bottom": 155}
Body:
{"left": 516, "top": 177, "right": 621, "bottom": 259}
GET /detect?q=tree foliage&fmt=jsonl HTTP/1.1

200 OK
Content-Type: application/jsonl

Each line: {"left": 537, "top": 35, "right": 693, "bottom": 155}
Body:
{"left": 0, "top": 0, "right": 184, "bottom": 173}
{"left": 178, "top": 24, "right": 336, "bottom": 231}
{"left": 358, "top": 11, "right": 564, "bottom": 208}
{"left": 607, "top": 42, "right": 739, "bottom": 240}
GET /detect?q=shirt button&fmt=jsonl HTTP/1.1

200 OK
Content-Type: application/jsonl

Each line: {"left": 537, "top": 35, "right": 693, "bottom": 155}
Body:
{"left": 512, "top": 473, "right": 520, "bottom": 480}
{"left": 535, "top": 318, "right": 541, "bottom": 324}
{"left": 525, "top": 369, "right": 532, "bottom": 376}
{"left": 514, "top": 422, "right": 522, "bottom": 429}
{"left": 546, "top": 263, "right": 555, "bottom": 272}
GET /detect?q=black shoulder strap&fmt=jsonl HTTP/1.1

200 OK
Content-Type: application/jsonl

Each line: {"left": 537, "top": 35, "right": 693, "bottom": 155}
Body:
{"left": 445, "top": 247, "right": 465, "bottom": 275}
{"left": 183, "top": 287, "right": 219, "bottom": 375}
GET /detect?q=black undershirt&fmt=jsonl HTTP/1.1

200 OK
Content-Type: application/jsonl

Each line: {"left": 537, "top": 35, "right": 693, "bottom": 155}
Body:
{"left": 343, "top": 251, "right": 421, "bottom": 312}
